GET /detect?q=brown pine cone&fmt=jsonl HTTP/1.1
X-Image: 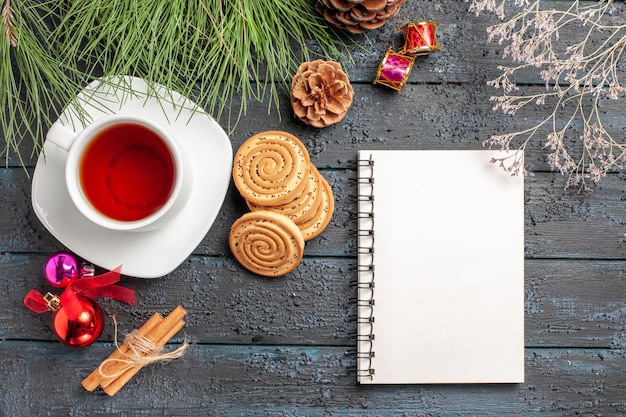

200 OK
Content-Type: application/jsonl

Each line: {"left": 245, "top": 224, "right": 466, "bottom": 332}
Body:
{"left": 291, "top": 60, "right": 354, "bottom": 128}
{"left": 315, "top": 0, "right": 407, "bottom": 34}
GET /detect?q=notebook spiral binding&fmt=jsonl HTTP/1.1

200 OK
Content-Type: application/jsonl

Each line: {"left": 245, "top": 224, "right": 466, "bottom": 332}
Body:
{"left": 356, "top": 155, "right": 375, "bottom": 381}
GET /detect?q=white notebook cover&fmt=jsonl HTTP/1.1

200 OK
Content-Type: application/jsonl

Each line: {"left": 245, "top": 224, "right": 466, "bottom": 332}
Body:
{"left": 357, "top": 150, "right": 524, "bottom": 384}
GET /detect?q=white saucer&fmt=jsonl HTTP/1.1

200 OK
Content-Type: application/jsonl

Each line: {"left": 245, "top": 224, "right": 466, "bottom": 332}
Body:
{"left": 32, "top": 76, "right": 233, "bottom": 278}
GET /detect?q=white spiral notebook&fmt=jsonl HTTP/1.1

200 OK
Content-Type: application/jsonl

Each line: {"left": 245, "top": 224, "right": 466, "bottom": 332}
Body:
{"left": 357, "top": 150, "right": 524, "bottom": 384}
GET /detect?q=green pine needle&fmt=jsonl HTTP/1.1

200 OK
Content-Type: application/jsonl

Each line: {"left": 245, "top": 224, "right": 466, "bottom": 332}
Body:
{"left": 55, "top": 0, "right": 352, "bottom": 128}
{"left": 1, "top": 0, "right": 92, "bottom": 166}
{"left": 1, "top": 0, "right": 353, "bottom": 167}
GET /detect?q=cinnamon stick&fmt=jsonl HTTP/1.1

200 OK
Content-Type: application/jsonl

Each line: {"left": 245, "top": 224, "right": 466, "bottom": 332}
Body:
{"left": 82, "top": 306, "right": 187, "bottom": 394}
{"left": 81, "top": 313, "right": 163, "bottom": 391}
{"left": 99, "top": 306, "right": 186, "bottom": 391}
{"left": 102, "top": 318, "right": 186, "bottom": 396}
{"left": 100, "top": 306, "right": 187, "bottom": 395}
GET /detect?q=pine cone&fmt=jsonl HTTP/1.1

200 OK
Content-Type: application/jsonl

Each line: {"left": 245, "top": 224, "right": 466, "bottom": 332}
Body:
{"left": 315, "top": 0, "right": 407, "bottom": 34}
{"left": 291, "top": 60, "right": 354, "bottom": 128}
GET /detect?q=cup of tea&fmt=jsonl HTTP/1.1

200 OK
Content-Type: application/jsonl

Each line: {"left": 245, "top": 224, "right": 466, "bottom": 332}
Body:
{"left": 46, "top": 114, "right": 189, "bottom": 232}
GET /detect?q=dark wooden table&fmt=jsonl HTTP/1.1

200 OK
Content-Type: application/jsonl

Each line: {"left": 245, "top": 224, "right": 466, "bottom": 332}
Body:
{"left": 2, "top": 1, "right": 625, "bottom": 415}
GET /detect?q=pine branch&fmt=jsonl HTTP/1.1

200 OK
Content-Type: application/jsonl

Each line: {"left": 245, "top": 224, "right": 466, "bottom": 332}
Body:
{"left": 0, "top": 0, "right": 92, "bottom": 167}
{"left": 0, "top": 0, "right": 353, "bottom": 167}
{"left": 54, "top": 0, "right": 352, "bottom": 130}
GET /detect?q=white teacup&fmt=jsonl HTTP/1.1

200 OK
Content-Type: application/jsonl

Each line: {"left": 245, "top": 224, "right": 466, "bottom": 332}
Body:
{"left": 47, "top": 114, "right": 189, "bottom": 232}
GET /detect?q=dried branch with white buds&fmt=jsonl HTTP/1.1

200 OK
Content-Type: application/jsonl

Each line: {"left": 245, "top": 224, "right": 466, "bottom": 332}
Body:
{"left": 469, "top": 0, "right": 626, "bottom": 189}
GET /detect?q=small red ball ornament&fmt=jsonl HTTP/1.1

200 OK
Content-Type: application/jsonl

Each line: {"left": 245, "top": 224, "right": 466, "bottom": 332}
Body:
{"left": 45, "top": 293, "right": 104, "bottom": 348}
{"left": 24, "top": 265, "right": 134, "bottom": 348}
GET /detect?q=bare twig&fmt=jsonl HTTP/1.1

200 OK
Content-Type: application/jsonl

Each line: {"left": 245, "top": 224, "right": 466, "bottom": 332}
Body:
{"left": 469, "top": 0, "right": 626, "bottom": 189}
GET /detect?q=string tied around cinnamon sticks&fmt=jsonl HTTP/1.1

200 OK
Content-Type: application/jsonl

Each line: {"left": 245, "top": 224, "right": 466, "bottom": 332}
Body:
{"left": 83, "top": 306, "right": 188, "bottom": 396}
{"left": 97, "top": 317, "right": 189, "bottom": 380}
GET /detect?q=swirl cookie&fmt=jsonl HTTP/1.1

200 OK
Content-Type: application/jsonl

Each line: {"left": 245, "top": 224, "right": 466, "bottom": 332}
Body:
{"left": 229, "top": 210, "right": 305, "bottom": 277}
{"left": 233, "top": 131, "right": 310, "bottom": 206}
{"left": 246, "top": 167, "right": 323, "bottom": 226}
{"left": 298, "top": 169, "right": 334, "bottom": 241}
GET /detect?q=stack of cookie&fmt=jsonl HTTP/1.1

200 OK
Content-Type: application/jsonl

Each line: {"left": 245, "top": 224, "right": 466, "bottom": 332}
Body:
{"left": 230, "top": 131, "right": 334, "bottom": 277}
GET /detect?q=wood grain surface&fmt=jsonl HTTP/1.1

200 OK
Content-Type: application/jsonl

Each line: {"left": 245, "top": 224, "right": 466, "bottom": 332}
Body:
{"left": 1, "top": 1, "right": 625, "bottom": 416}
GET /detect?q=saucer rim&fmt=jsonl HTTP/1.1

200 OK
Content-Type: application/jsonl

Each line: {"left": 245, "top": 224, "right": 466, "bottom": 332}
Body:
{"left": 31, "top": 75, "right": 233, "bottom": 278}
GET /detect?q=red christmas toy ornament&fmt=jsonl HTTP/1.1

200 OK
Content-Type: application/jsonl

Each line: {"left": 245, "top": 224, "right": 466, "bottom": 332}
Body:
{"left": 24, "top": 291, "right": 105, "bottom": 347}
{"left": 373, "top": 47, "right": 415, "bottom": 92}
{"left": 399, "top": 21, "right": 442, "bottom": 56}
{"left": 43, "top": 251, "right": 95, "bottom": 288}
{"left": 24, "top": 266, "right": 136, "bottom": 348}
{"left": 372, "top": 19, "right": 442, "bottom": 92}
{"left": 48, "top": 292, "right": 104, "bottom": 347}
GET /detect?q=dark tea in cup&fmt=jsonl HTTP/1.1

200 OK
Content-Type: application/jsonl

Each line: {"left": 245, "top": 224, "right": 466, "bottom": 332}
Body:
{"left": 46, "top": 113, "right": 185, "bottom": 231}
{"left": 79, "top": 123, "right": 176, "bottom": 222}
